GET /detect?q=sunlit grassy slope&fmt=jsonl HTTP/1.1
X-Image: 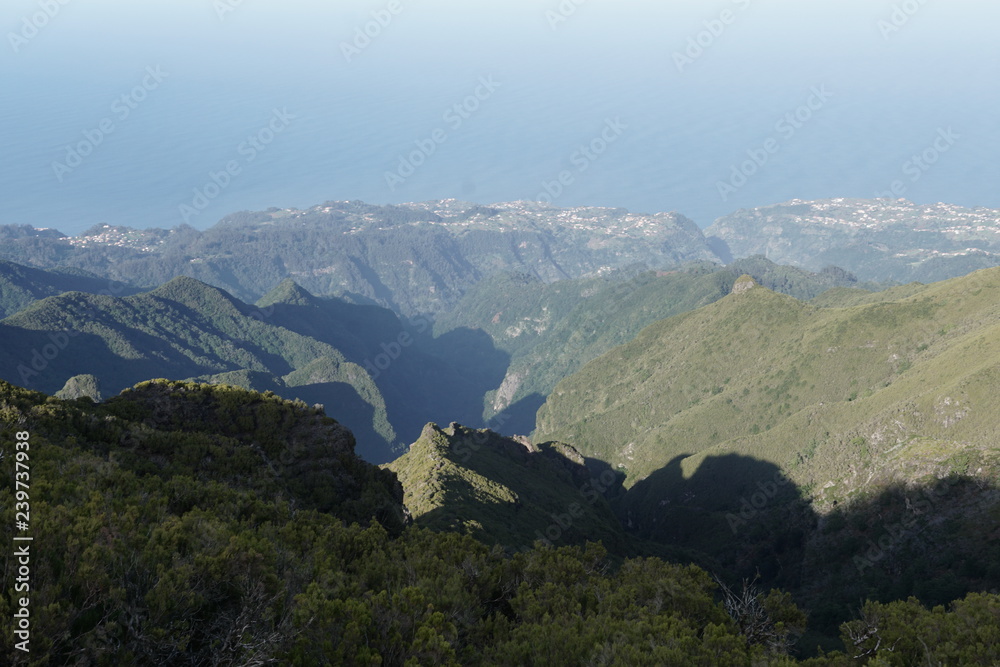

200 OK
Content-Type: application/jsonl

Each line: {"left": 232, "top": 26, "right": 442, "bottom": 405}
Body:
{"left": 536, "top": 267, "right": 1000, "bottom": 508}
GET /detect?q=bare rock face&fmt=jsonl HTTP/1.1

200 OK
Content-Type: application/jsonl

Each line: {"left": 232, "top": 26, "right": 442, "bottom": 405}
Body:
{"left": 56, "top": 374, "right": 103, "bottom": 402}
{"left": 731, "top": 274, "right": 758, "bottom": 295}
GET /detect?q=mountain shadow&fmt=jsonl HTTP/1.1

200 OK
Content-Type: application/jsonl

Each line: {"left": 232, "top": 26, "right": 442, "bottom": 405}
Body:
{"left": 418, "top": 325, "right": 511, "bottom": 422}
{"left": 488, "top": 392, "right": 546, "bottom": 437}
{"left": 384, "top": 434, "right": 1000, "bottom": 655}
{"left": 798, "top": 476, "right": 1000, "bottom": 639}
{"left": 706, "top": 236, "right": 734, "bottom": 264}
{"left": 424, "top": 326, "right": 510, "bottom": 389}
{"left": 280, "top": 381, "right": 384, "bottom": 463}
{"left": 612, "top": 452, "right": 1000, "bottom": 655}
{"left": 619, "top": 454, "right": 807, "bottom": 582}
{"left": 255, "top": 282, "right": 519, "bottom": 454}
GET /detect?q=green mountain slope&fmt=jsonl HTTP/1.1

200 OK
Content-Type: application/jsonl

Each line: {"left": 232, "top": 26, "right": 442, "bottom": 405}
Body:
{"left": 2, "top": 378, "right": 998, "bottom": 663}
{"left": 535, "top": 269, "right": 1000, "bottom": 642}
{"left": 0, "top": 276, "right": 397, "bottom": 460}
{"left": 0, "top": 274, "right": 511, "bottom": 462}
{"left": 0, "top": 258, "right": 141, "bottom": 319}
{"left": 536, "top": 268, "right": 1000, "bottom": 490}
{"left": 436, "top": 258, "right": 876, "bottom": 432}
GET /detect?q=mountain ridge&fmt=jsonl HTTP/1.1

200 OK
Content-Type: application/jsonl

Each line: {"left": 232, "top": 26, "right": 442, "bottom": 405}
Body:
{"left": 0, "top": 277, "right": 400, "bottom": 460}
{"left": 707, "top": 197, "right": 1000, "bottom": 283}
{"left": 386, "top": 421, "right": 629, "bottom": 552}
{"left": 535, "top": 265, "right": 1000, "bottom": 489}
{"left": 0, "top": 199, "right": 723, "bottom": 316}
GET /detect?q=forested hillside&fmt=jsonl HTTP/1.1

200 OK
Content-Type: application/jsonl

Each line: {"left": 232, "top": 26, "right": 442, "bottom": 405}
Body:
{"left": 3, "top": 198, "right": 999, "bottom": 663}
{"left": 3, "top": 379, "right": 998, "bottom": 664}
{"left": 534, "top": 269, "right": 1000, "bottom": 645}
{"left": 435, "top": 257, "right": 877, "bottom": 431}
{"left": 0, "top": 259, "right": 142, "bottom": 319}
{"left": 0, "top": 276, "right": 490, "bottom": 462}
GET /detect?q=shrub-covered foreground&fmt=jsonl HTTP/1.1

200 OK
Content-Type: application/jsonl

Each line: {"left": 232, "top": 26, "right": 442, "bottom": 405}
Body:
{"left": 2, "top": 380, "right": 998, "bottom": 665}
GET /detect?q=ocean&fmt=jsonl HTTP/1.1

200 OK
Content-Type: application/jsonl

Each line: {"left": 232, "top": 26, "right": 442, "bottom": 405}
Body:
{"left": 2, "top": 0, "right": 997, "bottom": 236}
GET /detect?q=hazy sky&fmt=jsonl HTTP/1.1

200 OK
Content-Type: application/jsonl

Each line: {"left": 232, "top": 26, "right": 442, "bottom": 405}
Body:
{"left": 2, "top": 0, "right": 998, "bottom": 234}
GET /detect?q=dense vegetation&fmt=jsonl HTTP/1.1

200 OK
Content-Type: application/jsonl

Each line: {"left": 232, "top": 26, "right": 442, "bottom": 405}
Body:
{"left": 435, "top": 258, "right": 878, "bottom": 431}
{"left": 0, "top": 275, "right": 498, "bottom": 463}
{"left": 0, "top": 260, "right": 141, "bottom": 320}
{"left": 535, "top": 269, "right": 1000, "bottom": 647}
{"left": 3, "top": 379, "right": 998, "bottom": 665}
{"left": 3, "top": 199, "right": 999, "bottom": 662}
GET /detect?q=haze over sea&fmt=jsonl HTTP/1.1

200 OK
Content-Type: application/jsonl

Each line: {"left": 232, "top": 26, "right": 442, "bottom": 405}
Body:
{"left": 2, "top": 0, "right": 998, "bottom": 236}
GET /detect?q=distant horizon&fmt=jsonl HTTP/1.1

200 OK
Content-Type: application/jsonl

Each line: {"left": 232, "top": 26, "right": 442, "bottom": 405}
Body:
{"left": 12, "top": 193, "right": 999, "bottom": 239}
